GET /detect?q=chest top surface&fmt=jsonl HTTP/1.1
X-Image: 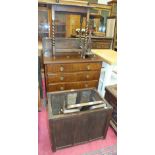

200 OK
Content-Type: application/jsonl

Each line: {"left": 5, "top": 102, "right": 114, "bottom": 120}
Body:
{"left": 43, "top": 55, "right": 103, "bottom": 64}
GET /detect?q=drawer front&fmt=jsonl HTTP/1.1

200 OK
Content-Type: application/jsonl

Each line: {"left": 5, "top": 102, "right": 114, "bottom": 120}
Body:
{"left": 47, "top": 80, "right": 98, "bottom": 92}
{"left": 46, "top": 62, "right": 102, "bottom": 73}
{"left": 47, "top": 71, "right": 100, "bottom": 83}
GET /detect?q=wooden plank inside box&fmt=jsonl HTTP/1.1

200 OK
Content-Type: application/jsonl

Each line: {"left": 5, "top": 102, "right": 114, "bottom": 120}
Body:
{"left": 47, "top": 88, "right": 113, "bottom": 151}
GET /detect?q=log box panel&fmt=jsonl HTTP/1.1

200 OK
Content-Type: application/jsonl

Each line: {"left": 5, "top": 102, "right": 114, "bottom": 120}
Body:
{"left": 50, "top": 108, "right": 112, "bottom": 151}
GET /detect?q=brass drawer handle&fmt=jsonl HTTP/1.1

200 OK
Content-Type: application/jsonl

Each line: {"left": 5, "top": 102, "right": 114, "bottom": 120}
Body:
{"left": 60, "top": 66, "right": 64, "bottom": 72}
{"left": 60, "top": 87, "right": 64, "bottom": 90}
{"left": 60, "top": 76, "right": 64, "bottom": 81}
{"left": 85, "top": 84, "right": 88, "bottom": 88}
{"left": 87, "top": 65, "right": 90, "bottom": 70}
{"left": 86, "top": 75, "right": 90, "bottom": 79}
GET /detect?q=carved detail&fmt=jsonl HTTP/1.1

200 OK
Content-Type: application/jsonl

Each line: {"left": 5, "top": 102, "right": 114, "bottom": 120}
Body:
{"left": 79, "top": 16, "right": 83, "bottom": 49}
{"left": 52, "top": 19, "right": 55, "bottom": 56}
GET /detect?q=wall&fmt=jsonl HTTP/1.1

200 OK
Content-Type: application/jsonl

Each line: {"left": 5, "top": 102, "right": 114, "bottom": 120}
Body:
{"left": 98, "top": 0, "right": 111, "bottom": 4}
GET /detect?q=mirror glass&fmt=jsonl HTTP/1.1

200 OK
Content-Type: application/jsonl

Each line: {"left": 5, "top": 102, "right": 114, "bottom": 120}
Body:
{"left": 54, "top": 9, "right": 110, "bottom": 39}
{"left": 55, "top": 12, "right": 86, "bottom": 38}
{"left": 38, "top": 8, "right": 49, "bottom": 40}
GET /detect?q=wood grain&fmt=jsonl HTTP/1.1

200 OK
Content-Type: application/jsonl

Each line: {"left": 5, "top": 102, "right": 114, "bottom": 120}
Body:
{"left": 46, "top": 62, "right": 102, "bottom": 73}
{"left": 105, "top": 85, "right": 117, "bottom": 132}
{"left": 43, "top": 54, "right": 103, "bottom": 64}
{"left": 47, "top": 71, "right": 100, "bottom": 83}
{"left": 47, "top": 80, "right": 98, "bottom": 91}
{"left": 48, "top": 90, "right": 113, "bottom": 151}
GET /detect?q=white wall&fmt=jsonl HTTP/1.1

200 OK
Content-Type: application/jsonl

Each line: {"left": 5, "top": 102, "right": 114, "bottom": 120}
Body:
{"left": 98, "top": 0, "right": 111, "bottom": 4}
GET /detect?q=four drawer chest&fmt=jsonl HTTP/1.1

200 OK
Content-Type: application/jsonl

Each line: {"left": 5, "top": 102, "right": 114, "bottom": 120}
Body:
{"left": 44, "top": 55, "right": 103, "bottom": 92}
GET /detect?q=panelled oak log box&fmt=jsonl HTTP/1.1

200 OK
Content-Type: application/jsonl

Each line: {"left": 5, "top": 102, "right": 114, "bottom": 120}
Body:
{"left": 47, "top": 88, "right": 113, "bottom": 151}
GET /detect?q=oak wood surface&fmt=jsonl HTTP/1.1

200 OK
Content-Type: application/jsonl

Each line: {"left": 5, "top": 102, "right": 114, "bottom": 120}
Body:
{"left": 92, "top": 49, "right": 117, "bottom": 65}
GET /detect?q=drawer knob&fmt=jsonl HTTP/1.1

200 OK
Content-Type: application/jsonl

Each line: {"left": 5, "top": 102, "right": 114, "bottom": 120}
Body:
{"left": 60, "top": 66, "right": 64, "bottom": 72}
{"left": 85, "top": 84, "right": 88, "bottom": 88}
{"left": 86, "top": 75, "right": 90, "bottom": 79}
{"left": 87, "top": 65, "right": 90, "bottom": 70}
{"left": 60, "top": 87, "right": 64, "bottom": 90}
{"left": 60, "top": 76, "right": 64, "bottom": 81}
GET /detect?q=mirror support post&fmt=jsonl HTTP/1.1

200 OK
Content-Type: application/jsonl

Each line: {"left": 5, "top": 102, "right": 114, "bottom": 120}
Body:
{"left": 51, "top": 5, "right": 56, "bottom": 58}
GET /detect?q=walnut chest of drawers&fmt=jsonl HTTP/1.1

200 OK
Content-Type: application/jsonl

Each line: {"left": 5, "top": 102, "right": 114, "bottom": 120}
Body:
{"left": 44, "top": 55, "right": 103, "bottom": 92}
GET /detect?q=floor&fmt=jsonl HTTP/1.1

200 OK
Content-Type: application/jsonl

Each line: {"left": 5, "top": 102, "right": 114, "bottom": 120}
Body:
{"left": 38, "top": 106, "right": 117, "bottom": 155}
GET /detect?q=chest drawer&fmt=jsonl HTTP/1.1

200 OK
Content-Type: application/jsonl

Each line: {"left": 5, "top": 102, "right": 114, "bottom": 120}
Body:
{"left": 46, "top": 62, "right": 102, "bottom": 73}
{"left": 47, "top": 80, "right": 98, "bottom": 92}
{"left": 47, "top": 71, "right": 100, "bottom": 83}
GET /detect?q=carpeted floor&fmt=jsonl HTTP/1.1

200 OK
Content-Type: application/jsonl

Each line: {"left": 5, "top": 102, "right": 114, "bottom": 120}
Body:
{"left": 38, "top": 107, "right": 117, "bottom": 155}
